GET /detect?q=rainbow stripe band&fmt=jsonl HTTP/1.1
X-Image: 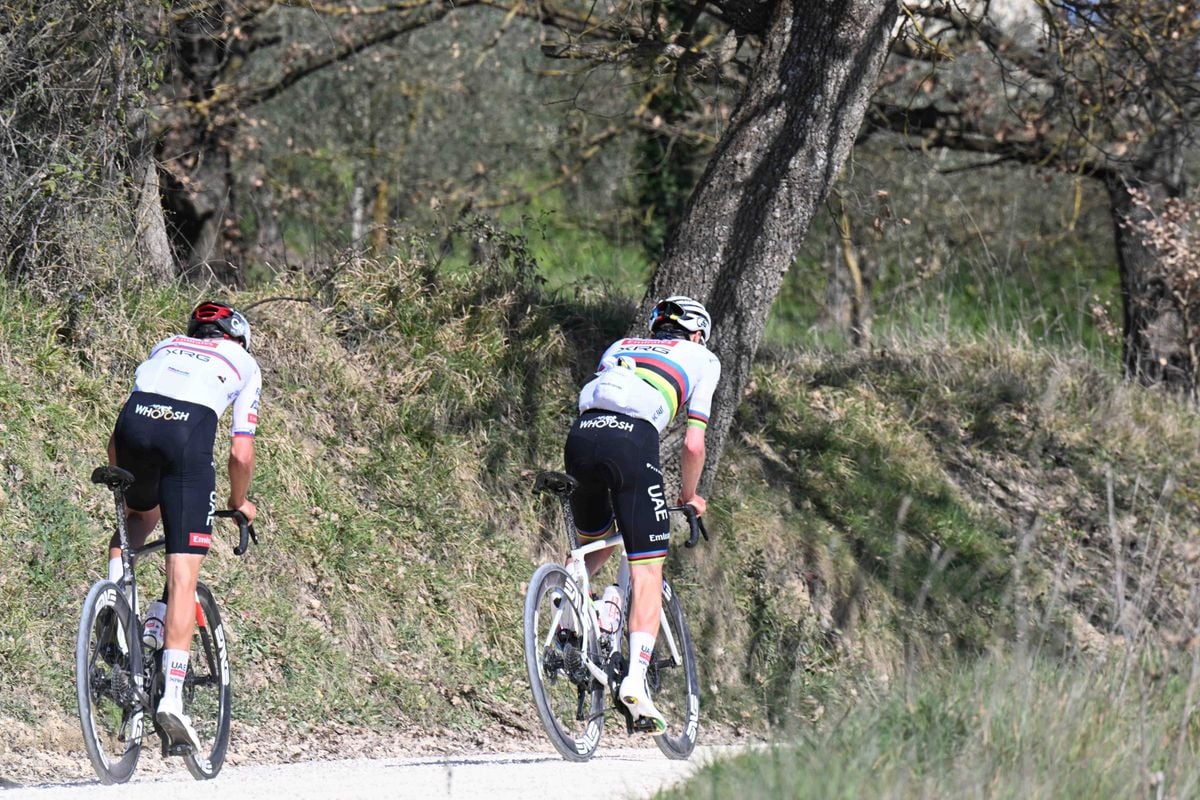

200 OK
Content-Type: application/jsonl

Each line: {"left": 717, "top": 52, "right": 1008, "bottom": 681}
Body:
{"left": 623, "top": 352, "right": 690, "bottom": 420}
{"left": 628, "top": 549, "right": 669, "bottom": 565}
{"left": 577, "top": 518, "right": 616, "bottom": 542}
{"left": 687, "top": 410, "right": 709, "bottom": 429}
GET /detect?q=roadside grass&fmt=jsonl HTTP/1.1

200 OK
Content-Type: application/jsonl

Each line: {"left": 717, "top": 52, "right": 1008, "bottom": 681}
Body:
{"left": 663, "top": 648, "right": 1200, "bottom": 799}
{"left": 0, "top": 226, "right": 1197, "bottom": 759}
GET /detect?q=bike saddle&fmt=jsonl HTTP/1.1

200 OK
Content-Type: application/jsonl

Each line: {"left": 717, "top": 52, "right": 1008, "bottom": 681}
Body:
{"left": 91, "top": 465, "right": 136, "bottom": 489}
{"left": 533, "top": 470, "right": 578, "bottom": 498}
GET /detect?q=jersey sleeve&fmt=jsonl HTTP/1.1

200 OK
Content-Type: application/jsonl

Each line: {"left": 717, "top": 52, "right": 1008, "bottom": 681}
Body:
{"left": 230, "top": 362, "right": 261, "bottom": 438}
{"left": 685, "top": 353, "right": 721, "bottom": 430}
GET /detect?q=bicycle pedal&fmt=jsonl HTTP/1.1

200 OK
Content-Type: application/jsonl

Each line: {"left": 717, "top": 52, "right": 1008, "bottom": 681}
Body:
{"left": 168, "top": 742, "right": 193, "bottom": 757}
{"left": 632, "top": 717, "right": 661, "bottom": 734}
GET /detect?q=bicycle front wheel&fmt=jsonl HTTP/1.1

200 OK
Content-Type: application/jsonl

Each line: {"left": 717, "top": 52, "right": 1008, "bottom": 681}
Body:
{"left": 523, "top": 563, "right": 605, "bottom": 761}
{"left": 180, "top": 582, "right": 232, "bottom": 780}
{"left": 650, "top": 580, "right": 700, "bottom": 760}
{"left": 76, "top": 580, "right": 142, "bottom": 784}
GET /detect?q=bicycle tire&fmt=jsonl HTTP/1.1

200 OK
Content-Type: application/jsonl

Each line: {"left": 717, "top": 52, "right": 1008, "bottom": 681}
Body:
{"left": 650, "top": 580, "right": 700, "bottom": 760}
{"left": 180, "top": 582, "right": 232, "bottom": 780}
{"left": 76, "top": 580, "right": 142, "bottom": 784}
{"left": 523, "top": 563, "right": 605, "bottom": 761}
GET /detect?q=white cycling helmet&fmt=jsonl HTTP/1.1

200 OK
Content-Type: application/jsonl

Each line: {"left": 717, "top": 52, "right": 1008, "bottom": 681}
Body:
{"left": 188, "top": 301, "right": 252, "bottom": 353}
{"left": 649, "top": 295, "right": 712, "bottom": 345}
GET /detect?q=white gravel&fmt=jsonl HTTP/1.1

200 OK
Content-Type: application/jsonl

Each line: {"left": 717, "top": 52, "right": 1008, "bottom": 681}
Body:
{"left": 1, "top": 746, "right": 729, "bottom": 799}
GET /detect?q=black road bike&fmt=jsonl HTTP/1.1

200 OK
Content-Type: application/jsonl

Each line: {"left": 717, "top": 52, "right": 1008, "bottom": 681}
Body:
{"left": 523, "top": 470, "right": 707, "bottom": 762}
{"left": 75, "top": 465, "right": 255, "bottom": 784}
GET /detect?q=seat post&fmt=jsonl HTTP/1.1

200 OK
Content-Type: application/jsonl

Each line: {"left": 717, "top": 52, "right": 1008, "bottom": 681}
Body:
{"left": 111, "top": 486, "right": 137, "bottom": 599}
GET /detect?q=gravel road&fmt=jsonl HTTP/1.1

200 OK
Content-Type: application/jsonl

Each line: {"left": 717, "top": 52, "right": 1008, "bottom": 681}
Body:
{"left": 2, "top": 746, "right": 726, "bottom": 799}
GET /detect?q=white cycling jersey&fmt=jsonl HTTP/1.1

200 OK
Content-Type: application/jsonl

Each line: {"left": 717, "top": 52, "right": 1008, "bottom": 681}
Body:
{"left": 578, "top": 336, "right": 721, "bottom": 434}
{"left": 131, "top": 335, "right": 261, "bottom": 438}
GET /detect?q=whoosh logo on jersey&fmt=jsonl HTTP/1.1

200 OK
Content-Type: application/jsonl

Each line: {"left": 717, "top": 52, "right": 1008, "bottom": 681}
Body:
{"left": 135, "top": 403, "right": 190, "bottom": 422}
{"left": 579, "top": 415, "right": 634, "bottom": 432}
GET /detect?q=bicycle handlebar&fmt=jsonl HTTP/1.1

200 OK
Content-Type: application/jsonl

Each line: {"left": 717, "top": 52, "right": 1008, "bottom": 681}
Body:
{"left": 213, "top": 509, "right": 257, "bottom": 556}
{"left": 666, "top": 504, "right": 710, "bottom": 549}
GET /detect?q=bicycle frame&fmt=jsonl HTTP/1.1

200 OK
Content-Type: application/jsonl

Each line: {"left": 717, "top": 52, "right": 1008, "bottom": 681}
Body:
{"left": 92, "top": 465, "right": 253, "bottom": 715}
{"left": 549, "top": 533, "right": 689, "bottom": 690}
{"left": 532, "top": 468, "right": 703, "bottom": 688}
{"left": 104, "top": 477, "right": 162, "bottom": 711}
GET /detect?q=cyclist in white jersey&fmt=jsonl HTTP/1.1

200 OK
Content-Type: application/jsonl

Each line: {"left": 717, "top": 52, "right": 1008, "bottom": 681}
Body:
{"left": 104, "top": 301, "right": 261, "bottom": 753}
{"left": 564, "top": 295, "right": 720, "bottom": 733}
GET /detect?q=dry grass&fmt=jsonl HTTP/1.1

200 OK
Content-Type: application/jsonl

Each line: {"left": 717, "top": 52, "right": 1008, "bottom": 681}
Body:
{"left": 0, "top": 252, "right": 1197, "bottom": 769}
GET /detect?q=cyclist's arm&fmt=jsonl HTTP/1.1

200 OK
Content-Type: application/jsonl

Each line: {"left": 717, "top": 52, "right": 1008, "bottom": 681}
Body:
{"left": 679, "top": 426, "right": 706, "bottom": 516}
{"left": 228, "top": 435, "right": 256, "bottom": 523}
{"left": 227, "top": 363, "right": 261, "bottom": 522}
{"left": 679, "top": 348, "right": 719, "bottom": 516}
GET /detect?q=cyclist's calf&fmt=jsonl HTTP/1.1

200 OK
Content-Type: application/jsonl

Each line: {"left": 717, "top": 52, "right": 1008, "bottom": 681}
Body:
{"left": 627, "top": 561, "right": 665, "bottom": 638}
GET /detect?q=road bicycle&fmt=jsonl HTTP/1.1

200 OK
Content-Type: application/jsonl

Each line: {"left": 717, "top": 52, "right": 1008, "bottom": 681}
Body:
{"left": 75, "top": 464, "right": 256, "bottom": 784}
{"left": 523, "top": 469, "right": 708, "bottom": 762}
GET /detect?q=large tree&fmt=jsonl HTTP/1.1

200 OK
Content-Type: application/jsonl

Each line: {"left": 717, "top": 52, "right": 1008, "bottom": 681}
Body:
{"left": 642, "top": 2, "right": 902, "bottom": 485}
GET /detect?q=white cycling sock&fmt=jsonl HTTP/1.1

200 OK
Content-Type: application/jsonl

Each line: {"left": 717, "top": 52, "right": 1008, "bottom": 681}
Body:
{"left": 108, "top": 556, "right": 122, "bottom": 584}
{"left": 162, "top": 648, "right": 189, "bottom": 709}
{"left": 626, "top": 631, "right": 656, "bottom": 687}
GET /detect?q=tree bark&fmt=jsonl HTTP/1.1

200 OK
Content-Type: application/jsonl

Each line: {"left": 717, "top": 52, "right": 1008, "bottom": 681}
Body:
{"left": 641, "top": 0, "right": 900, "bottom": 489}
{"left": 1107, "top": 174, "right": 1193, "bottom": 390}
{"left": 827, "top": 192, "right": 871, "bottom": 346}
{"left": 161, "top": 131, "right": 239, "bottom": 286}
{"left": 133, "top": 161, "right": 176, "bottom": 282}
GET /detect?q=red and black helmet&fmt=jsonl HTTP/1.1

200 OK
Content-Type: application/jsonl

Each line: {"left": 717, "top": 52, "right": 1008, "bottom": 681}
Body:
{"left": 187, "top": 301, "right": 252, "bottom": 352}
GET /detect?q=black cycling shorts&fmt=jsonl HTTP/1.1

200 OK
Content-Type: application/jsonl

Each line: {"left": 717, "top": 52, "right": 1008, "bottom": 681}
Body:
{"left": 111, "top": 391, "right": 217, "bottom": 556}
{"left": 564, "top": 410, "right": 671, "bottom": 565}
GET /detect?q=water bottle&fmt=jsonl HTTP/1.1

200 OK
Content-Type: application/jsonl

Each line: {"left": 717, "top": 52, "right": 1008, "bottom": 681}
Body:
{"left": 598, "top": 584, "right": 622, "bottom": 636}
{"left": 142, "top": 600, "right": 166, "bottom": 650}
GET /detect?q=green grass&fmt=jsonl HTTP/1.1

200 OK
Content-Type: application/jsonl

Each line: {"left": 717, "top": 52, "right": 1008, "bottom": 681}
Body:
{"left": 0, "top": 217, "right": 1197, "bottom": 765}
{"left": 664, "top": 651, "right": 1200, "bottom": 798}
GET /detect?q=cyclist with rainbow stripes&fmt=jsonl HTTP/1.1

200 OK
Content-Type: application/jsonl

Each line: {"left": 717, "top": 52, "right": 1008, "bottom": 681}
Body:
{"left": 563, "top": 295, "right": 720, "bottom": 733}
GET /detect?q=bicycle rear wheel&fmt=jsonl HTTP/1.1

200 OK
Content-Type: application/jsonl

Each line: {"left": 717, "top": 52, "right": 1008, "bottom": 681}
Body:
{"left": 76, "top": 580, "right": 142, "bottom": 784}
{"left": 180, "top": 583, "right": 232, "bottom": 780}
{"left": 650, "top": 580, "right": 700, "bottom": 760}
{"left": 523, "top": 563, "right": 605, "bottom": 761}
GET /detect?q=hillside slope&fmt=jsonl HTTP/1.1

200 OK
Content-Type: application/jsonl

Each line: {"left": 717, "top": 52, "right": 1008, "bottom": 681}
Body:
{"left": 0, "top": 256, "right": 1196, "bottom": 776}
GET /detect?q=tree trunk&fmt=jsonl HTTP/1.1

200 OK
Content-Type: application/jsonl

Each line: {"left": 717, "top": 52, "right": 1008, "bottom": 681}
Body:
{"left": 161, "top": 126, "right": 240, "bottom": 286}
{"left": 825, "top": 193, "right": 871, "bottom": 346}
{"left": 1107, "top": 174, "right": 1194, "bottom": 391}
{"left": 133, "top": 160, "right": 176, "bottom": 282}
{"left": 158, "top": 1, "right": 243, "bottom": 286}
{"left": 641, "top": 0, "right": 900, "bottom": 489}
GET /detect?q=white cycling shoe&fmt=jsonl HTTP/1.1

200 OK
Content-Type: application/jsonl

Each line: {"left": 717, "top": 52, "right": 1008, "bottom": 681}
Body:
{"left": 156, "top": 699, "right": 202, "bottom": 753}
{"left": 619, "top": 675, "right": 667, "bottom": 735}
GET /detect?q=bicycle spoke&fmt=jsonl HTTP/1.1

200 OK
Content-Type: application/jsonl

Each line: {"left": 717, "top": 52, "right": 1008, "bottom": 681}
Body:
{"left": 524, "top": 563, "right": 605, "bottom": 761}
{"left": 651, "top": 582, "right": 700, "bottom": 760}
{"left": 76, "top": 581, "right": 142, "bottom": 784}
{"left": 181, "top": 584, "right": 232, "bottom": 780}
